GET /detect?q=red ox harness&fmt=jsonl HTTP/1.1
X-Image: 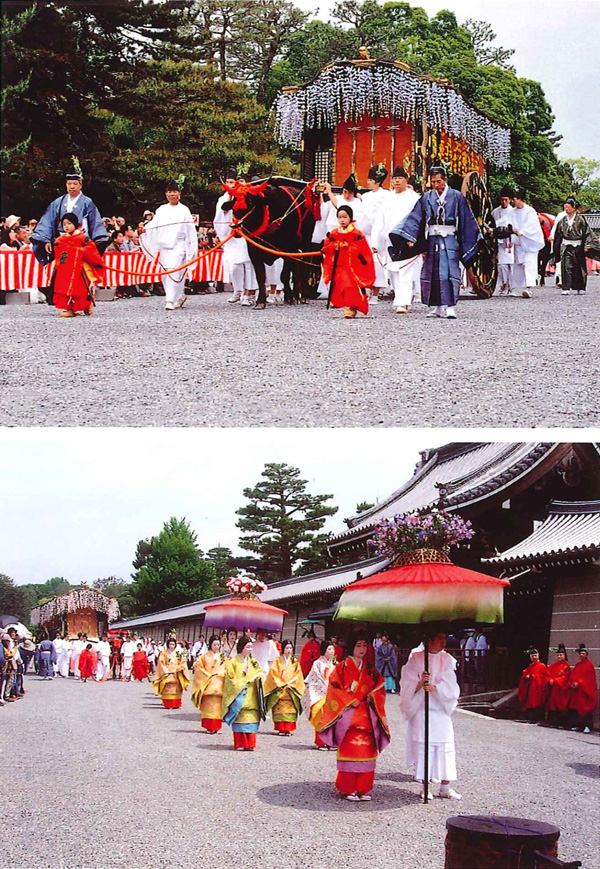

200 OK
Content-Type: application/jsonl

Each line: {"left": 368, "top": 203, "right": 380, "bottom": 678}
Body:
{"left": 230, "top": 180, "right": 317, "bottom": 239}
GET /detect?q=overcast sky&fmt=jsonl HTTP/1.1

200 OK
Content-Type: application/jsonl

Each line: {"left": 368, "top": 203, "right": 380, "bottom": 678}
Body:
{"left": 294, "top": 0, "right": 600, "bottom": 162}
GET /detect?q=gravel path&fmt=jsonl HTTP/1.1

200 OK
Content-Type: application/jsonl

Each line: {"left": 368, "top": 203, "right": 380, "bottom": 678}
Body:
{"left": 4, "top": 674, "right": 599, "bottom": 869}
{"left": 1, "top": 281, "right": 598, "bottom": 427}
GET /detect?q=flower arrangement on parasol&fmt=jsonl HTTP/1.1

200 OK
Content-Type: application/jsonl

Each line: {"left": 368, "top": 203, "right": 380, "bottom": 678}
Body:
{"left": 203, "top": 575, "right": 287, "bottom": 634}
{"left": 335, "top": 509, "right": 509, "bottom": 803}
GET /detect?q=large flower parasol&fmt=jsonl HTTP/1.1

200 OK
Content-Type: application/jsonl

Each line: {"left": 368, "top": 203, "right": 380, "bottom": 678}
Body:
{"left": 334, "top": 511, "right": 509, "bottom": 803}
{"left": 203, "top": 576, "right": 287, "bottom": 633}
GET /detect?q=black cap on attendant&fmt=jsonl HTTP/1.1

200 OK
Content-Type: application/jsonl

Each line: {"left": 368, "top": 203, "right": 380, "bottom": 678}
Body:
{"left": 368, "top": 164, "right": 388, "bottom": 183}
{"left": 429, "top": 164, "right": 447, "bottom": 178}
{"left": 576, "top": 643, "right": 588, "bottom": 654}
{"left": 342, "top": 173, "right": 359, "bottom": 195}
{"left": 165, "top": 178, "right": 180, "bottom": 192}
{"left": 564, "top": 196, "right": 578, "bottom": 208}
{"left": 65, "top": 167, "right": 83, "bottom": 182}
{"left": 525, "top": 647, "right": 539, "bottom": 655}
{"left": 392, "top": 165, "right": 408, "bottom": 179}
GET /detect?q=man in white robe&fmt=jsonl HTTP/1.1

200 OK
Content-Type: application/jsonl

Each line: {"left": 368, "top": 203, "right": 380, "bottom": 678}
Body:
{"left": 71, "top": 633, "right": 86, "bottom": 679}
{"left": 120, "top": 636, "right": 137, "bottom": 681}
{"left": 372, "top": 166, "right": 421, "bottom": 313}
{"left": 510, "top": 189, "right": 544, "bottom": 298}
{"left": 356, "top": 165, "right": 392, "bottom": 303}
{"left": 52, "top": 634, "right": 65, "bottom": 677}
{"left": 251, "top": 629, "right": 279, "bottom": 676}
{"left": 213, "top": 171, "right": 258, "bottom": 306}
{"left": 399, "top": 630, "right": 461, "bottom": 800}
{"left": 492, "top": 190, "right": 516, "bottom": 295}
{"left": 139, "top": 179, "right": 198, "bottom": 311}
{"left": 95, "top": 635, "right": 111, "bottom": 681}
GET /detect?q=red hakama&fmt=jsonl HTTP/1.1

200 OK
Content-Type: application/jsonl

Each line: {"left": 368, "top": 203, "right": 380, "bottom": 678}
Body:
{"left": 53, "top": 230, "right": 104, "bottom": 313}
{"left": 233, "top": 732, "right": 256, "bottom": 750}
{"left": 322, "top": 225, "right": 375, "bottom": 315}
{"left": 201, "top": 718, "right": 222, "bottom": 732}
{"left": 518, "top": 661, "right": 549, "bottom": 711}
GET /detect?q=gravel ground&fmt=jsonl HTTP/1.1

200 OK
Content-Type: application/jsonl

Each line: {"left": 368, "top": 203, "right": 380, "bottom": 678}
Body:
{"left": 3, "top": 675, "right": 599, "bottom": 869}
{"left": 1, "top": 281, "right": 598, "bottom": 427}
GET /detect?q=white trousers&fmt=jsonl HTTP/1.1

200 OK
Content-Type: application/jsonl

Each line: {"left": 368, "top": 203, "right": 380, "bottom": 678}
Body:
{"left": 58, "top": 653, "right": 70, "bottom": 678}
{"left": 230, "top": 261, "right": 258, "bottom": 294}
{"left": 122, "top": 657, "right": 133, "bottom": 678}
{"left": 368, "top": 235, "right": 388, "bottom": 288}
{"left": 96, "top": 656, "right": 110, "bottom": 681}
{"left": 497, "top": 263, "right": 513, "bottom": 288}
{"left": 160, "top": 247, "right": 188, "bottom": 304}
{"left": 411, "top": 740, "right": 457, "bottom": 782}
{"left": 512, "top": 254, "right": 538, "bottom": 289}
{"left": 389, "top": 258, "right": 422, "bottom": 307}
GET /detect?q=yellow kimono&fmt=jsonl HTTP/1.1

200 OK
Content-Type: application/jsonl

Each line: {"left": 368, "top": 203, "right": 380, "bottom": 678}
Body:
{"left": 152, "top": 650, "right": 190, "bottom": 708}
{"left": 264, "top": 655, "right": 305, "bottom": 733}
{"left": 222, "top": 655, "right": 264, "bottom": 749}
{"left": 191, "top": 651, "right": 227, "bottom": 732}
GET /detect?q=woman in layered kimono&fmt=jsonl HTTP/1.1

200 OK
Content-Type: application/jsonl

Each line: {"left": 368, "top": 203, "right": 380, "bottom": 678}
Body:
{"left": 191, "top": 635, "right": 227, "bottom": 733}
{"left": 545, "top": 643, "right": 571, "bottom": 727}
{"left": 152, "top": 638, "right": 191, "bottom": 709}
{"left": 222, "top": 636, "right": 264, "bottom": 751}
{"left": 318, "top": 633, "right": 390, "bottom": 801}
{"left": 131, "top": 643, "right": 151, "bottom": 681}
{"left": 52, "top": 213, "right": 105, "bottom": 317}
{"left": 301, "top": 640, "right": 336, "bottom": 749}
{"left": 264, "top": 640, "right": 305, "bottom": 736}
{"left": 552, "top": 197, "right": 600, "bottom": 295}
{"left": 322, "top": 205, "right": 375, "bottom": 319}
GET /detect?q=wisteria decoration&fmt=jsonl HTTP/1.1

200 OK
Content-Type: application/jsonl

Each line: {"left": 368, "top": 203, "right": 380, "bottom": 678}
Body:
{"left": 274, "top": 61, "right": 510, "bottom": 168}
{"left": 30, "top": 588, "right": 120, "bottom": 626}
{"left": 367, "top": 509, "right": 475, "bottom": 560}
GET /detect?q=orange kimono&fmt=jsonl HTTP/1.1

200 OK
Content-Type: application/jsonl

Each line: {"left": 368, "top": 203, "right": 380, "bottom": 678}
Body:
{"left": 191, "top": 651, "right": 227, "bottom": 732}
{"left": 322, "top": 225, "right": 375, "bottom": 315}
{"left": 131, "top": 650, "right": 150, "bottom": 681}
{"left": 319, "top": 658, "right": 390, "bottom": 796}
{"left": 264, "top": 655, "right": 305, "bottom": 733}
{"left": 53, "top": 230, "right": 104, "bottom": 313}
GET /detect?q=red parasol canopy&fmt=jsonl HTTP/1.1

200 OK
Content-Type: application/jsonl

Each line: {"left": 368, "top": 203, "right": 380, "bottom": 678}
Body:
{"left": 203, "top": 597, "right": 288, "bottom": 632}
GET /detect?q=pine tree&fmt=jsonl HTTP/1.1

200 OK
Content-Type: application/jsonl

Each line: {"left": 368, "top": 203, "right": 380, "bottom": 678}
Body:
{"left": 130, "top": 518, "right": 215, "bottom": 613}
{"left": 236, "top": 463, "right": 337, "bottom": 583}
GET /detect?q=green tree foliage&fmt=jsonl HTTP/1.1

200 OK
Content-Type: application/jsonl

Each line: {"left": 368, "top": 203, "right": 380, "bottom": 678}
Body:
{"left": 0, "top": 573, "right": 31, "bottom": 622}
{"left": 93, "top": 576, "right": 136, "bottom": 620}
{"left": 236, "top": 463, "right": 338, "bottom": 583}
{"left": 565, "top": 157, "right": 600, "bottom": 210}
{"left": 130, "top": 517, "right": 215, "bottom": 613}
{"left": 97, "top": 59, "right": 293, "bottom": 217}
{"left": 206, "top": 546, "right": 237, "bottom": 595}
{"left": 356, "top": 501, "right": 375, "bottom": 513}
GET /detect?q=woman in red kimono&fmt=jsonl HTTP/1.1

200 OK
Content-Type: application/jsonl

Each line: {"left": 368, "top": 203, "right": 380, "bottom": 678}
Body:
{"left": 53, "top": 212, "right": 104, "bottom": 318}
{"left": 318, "top": 633, "right": 390, "bottom": 801}
{"left": 131, "top": 643, "right": 151, "bottom": 681}
{"left": 322, "top": 206, "right": 375, "bottom": 319}
{"left": 78, "top": 644, "right": 96, "bottom": 682}
{"left": 518, "top": 648, "right": 548, "bottom": 721}
{"left": 568, "top": 644, "right": 598, "bottom": 733}
{"left": 545, "top": 644, "right": 571, "bottom": 727}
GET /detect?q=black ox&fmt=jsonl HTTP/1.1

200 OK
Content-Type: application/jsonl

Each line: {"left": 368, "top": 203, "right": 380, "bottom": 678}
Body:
{"left": 224, "top": 177, "right": 318, "bottom": 308}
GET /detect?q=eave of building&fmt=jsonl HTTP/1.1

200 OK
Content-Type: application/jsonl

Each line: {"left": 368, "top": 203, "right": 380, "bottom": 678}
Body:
{"left": 484, "top": 500, "right": 600, "bottom": 573}
{"left": 112, "top": 557, "right": 388, "bottom": 631}
{"left": 330, "top": 442, "right": 566, "bottom": 550}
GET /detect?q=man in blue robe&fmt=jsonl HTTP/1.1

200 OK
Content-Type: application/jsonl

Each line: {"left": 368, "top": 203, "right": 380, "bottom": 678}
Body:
{"left": 31, "top": 167, "right": 109, "bottom": 304}
{"left": 389, "top": 165, "right": 480, "bottom": 320}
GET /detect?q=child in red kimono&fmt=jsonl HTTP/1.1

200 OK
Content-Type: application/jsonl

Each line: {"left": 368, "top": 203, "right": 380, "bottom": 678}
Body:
{"left": 78, "top": 644, "right": 96, "bottom": 682}
{"left": 53, "top": 212, "right": 104, "bottom": 318}
{"left": 518, "top": 648, "right": 548, "bottom": 721}
{"left": 131, "top": 643, "right": 151, "bottom": 681}
{"left": 545, "top": 644, "right": 571, "bottom": 727}
{"left": 318, "top": 632, "right": 390, "bottom": 801}
{"left": 568, "top": 644, "right": 598, "bottom": 733}
{"left": 322, "top": 206, "right": 375, "bottom": 319}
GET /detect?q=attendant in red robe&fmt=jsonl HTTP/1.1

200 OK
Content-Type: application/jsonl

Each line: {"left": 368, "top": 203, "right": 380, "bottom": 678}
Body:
{"left": 318, "top": 633, "right": 390, "bottom": 801}
{"left": 568, "top": 644, "right": 598, "bottom": 732}
{"left": 131, "top": 643, "right": 151, "bottom": 681}
{"left": 518, "top": 648, "right": 548, "bottom": 721}
{"left": 78, "top": 644, "right": 96, "bottom": 682}
{"left": 52, "top": 213, "right": 104, "bottom": 318}
{"left": 300, "top": 632, "right": 321, "bottom": 678}
{"left": 322, "top": 205, "right": 375, "bottom": 318}
{"left": 330, "top": 635, "right": 344, "bottom": 663}
{"left": 545, "top": 644, "right": 571, "bottom": 727}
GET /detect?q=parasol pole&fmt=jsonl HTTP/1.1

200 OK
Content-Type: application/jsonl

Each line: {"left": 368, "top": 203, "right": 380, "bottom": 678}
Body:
{"left": 423, "top": 635, "right": 430, "bottom": 805}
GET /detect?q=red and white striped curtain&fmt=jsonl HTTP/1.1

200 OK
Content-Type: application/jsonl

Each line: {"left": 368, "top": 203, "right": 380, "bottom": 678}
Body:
{"left": 0, "top": 249, "right": 224, "bottom": 291}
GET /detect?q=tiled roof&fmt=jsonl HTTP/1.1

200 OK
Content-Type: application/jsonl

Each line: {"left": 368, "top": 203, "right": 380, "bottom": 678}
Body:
{"left": 485, "top": 501, "right": 600, "bottom": 570}
{"left": 332, "top": 443, "right": 561, "bottom": 544}
{"left": 112, "top": 557, "right": 387, "bottom": 629}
